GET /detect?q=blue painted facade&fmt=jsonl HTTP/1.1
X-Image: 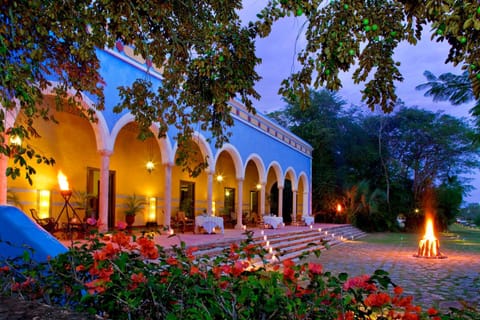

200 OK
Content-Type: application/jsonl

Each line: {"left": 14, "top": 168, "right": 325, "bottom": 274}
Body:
{"left": 4, "top": 44, "right": 313, "bottom": 231}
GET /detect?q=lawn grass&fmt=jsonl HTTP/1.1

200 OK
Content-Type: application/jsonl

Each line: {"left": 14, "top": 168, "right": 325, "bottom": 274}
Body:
{"left": 360, "top": 224, "right": 480, "bottom": 254}
{"left": 440, "top": 224, "right": 480, "bottom": 253}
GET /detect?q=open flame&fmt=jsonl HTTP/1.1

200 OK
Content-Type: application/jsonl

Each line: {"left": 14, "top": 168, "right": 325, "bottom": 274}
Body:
{"left": 57, "top": 170, "right": 70, "bottom": 191}
{"left": 414, "top": 215, "right": 446, "bottom": 259}
{"left": 419, "top": 217, "right": 438, "bottom": 256}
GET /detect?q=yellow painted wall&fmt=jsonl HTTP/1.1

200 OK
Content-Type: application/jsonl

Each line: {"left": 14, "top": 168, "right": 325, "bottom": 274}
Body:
{"left": 172, "top": 142, "right": 208, "bottom": 216}
{"left": 111, "top": 123, "right": 164, "bottom": 226}
{"left": 8, "top": 102, "right": 98, "bottom": 223}
{"left": 212, "top": 151, "right": 236, "bottom": 216}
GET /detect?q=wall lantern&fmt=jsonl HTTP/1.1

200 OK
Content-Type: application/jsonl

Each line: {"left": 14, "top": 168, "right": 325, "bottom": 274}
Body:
{"left": 146, "top": 161, "right": 155, "bottom": 174}
{"left": 9, "top": 135, "right": 22, "bottom": 146}
{"left": 38, "top": 190, "right": 51, "bottom": 219}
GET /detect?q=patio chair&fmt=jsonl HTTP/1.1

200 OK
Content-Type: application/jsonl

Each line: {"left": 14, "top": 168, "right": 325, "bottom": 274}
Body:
{"left": 173, "top": 211, "right": 194, "bottom": 233}
{"left": 30, "top": 208, "right": 57, "bottom": 234}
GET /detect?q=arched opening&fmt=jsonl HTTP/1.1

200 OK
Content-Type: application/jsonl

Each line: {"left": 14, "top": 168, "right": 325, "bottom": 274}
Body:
{"left": 7, "top": 96, "right": 100, "bottom": 230}
{"left": 244, "top": 160, "right": 261, "bottom": 226}
{"left": 172, "top": 139, "right": 208, "bottom": 220}
{"left": 282, "top": 179, "right": 293, "bottom": 224}
{"left": 111, "top": 122, "right": 163, "bottom": 227}
{"left": 214, "top": 150, "right": 237, "bottom": 227}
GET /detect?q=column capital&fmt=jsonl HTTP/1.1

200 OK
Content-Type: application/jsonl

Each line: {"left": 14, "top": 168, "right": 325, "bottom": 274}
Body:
{"left": 98, "top": 149, "right": 113, "bottom": 157}
{"left": 163, "top": 162, "right": 174, "bottom": 169}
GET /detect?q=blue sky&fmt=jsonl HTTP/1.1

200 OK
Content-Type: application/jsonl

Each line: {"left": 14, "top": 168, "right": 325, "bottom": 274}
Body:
{"left": 240, "top": 1, "right": 479, "bottom": 204}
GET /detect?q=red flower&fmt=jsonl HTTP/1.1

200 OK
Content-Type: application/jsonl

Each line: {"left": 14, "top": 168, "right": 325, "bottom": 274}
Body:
{"left": 0, "top": 266, "right": 9, "bottom": 273}
{"left": 230, "top": 243, "right": 239, "bottom": 252}
{"left": 221, "top": 264, "right": 232, "bottom": 275}
{"left": 394, "top": 295, "right": 413, "bottom": 308}
{"left": 231, "top": 260, "right": 249, "bottom": 277}
{"left": 243, "top": 243, "right": 256, "bottom": 255}
{"left": 186, "top": 247, "right": 198, "bottom": 260}
{"left": 283, "top": 259, "right": 295, "bottom": 268}
{"left": 128, "top": 272, "right": 147, "bottom": 290}
{"left": 93, "top": 250, "right": 107, "bottom": 261}
{"left": 401, "top": 312, "right": 420, "bottom": 320}
{"left": 212, "top": 266, "right": 222, "bottom": 278}
{"left": 364, "top": 292, "right": 391, "bottom": 307}
{"left": 86, "top": 217, "right": 97, "bottom": 226}
{"left": 166, "top": 256, "right": 178, "bottom": 266}
{"left": 394, "top": 286, "right": 403, "bottom": 295}
{"left": 229, "top": 243, "right": 240, "bottom": 260}
{"left": 75, "top": 264, "right": 85, "bottom": 272}
{"left": 229, "top": 252, "right": 240, "bottom": 260}
{"left": 295, "top": 285, "right": 312, "bottom": 297}
{"left": 101, "top": 242, "right": 119, "bottom": 258}
{"left": 190, "top": 265, "right": 200, "bottom": 276}
{"left": 308, "top": 262, "right": 322, "bottom": 275}
{"left": 337, "top": 310, "right": 354, "bottom": 320}
{"left": 219, "top": 280, "right": 229, "bottom": 290}
{"left": 112, "top": 232, "right": 131, "bottom": 247}
{"left": 427, "top": 308, "right": 438, "bottom": 316}
{"left": 283, "top": 266, "right": 295, "bottom": 282}
{"left": 98, "top": 265, "right": 114, "bottom": 280}
{"left": 117, "top": 221, "right": 127, "bottom": 230}
{"left": 85, "top": 279, "right": 107, "bottom": 295}
{"left": 131, "top": 272, "right": 147, "bottom": 284}
{"left": 137, "top": 237, "right": 159, "bottom": 259}
{"left": 343, "top": 274, "right": 377, "bottom": 292}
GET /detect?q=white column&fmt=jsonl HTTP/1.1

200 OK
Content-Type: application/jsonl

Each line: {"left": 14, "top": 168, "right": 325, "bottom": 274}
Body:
{"left": 163, "top": 163, "right": 173, "bottom": 227}
{"left": 98, "top": 149, "right": 112, "bottom": 232}
{"left": 235, "top": 178, "right": 244, "bottom": 229}
{"left": 303, "top": 191, "right": 309, "bottom": 216}
{"left": 259, "top": 182, "right": 266, "bottom": 217}
{"left": 207, "top": 171, "right": 213, "bottom": 214}
{"left": 0, "top": 153, "right": 7, "bottom": 204}
{"left": 278, "top": 186, "right": 284, "bottom": 218}
{"left": 1, "top": 108, "right": 17, "bottom": 205}
{"left": 292, "top": 190, "right": 297, "bottom": 223}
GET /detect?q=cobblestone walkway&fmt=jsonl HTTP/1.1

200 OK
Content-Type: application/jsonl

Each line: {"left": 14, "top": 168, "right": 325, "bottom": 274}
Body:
{"left": 307, "top": 235, "right": 480, "bottom": 312}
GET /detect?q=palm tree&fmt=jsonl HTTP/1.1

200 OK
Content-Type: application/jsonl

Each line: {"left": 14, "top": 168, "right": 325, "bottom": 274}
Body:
{"left": 343, "top": 180, "right": 386, "bottom": 230}
{"left": 416, "top": 70, "right": 480, "bottom": 137}
{"left": 416, "top": 70, "right": 473, "bottom": 105}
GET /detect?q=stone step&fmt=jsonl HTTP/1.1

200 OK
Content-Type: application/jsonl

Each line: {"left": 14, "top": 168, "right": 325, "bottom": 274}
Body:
{"left": 191, "top": 225, "right": 367, "bottom": 263}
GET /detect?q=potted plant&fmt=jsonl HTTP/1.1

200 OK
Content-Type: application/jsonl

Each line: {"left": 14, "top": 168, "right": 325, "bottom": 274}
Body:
{"left": 124, "top": 194, "right": 146, "bottom": 227}
{"left": 7, "top": 189, "right": 23, "bottom": 210}
{"left": 71, "top": 190, "right": 97, "bottom": 220}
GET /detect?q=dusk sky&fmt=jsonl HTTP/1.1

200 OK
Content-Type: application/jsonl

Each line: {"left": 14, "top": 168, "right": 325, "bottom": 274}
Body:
{"left": 240, "top": 1, "right": 479, "bottom": 204}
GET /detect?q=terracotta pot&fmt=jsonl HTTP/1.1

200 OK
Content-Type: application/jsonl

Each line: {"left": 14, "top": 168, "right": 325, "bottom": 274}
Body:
{"left": 125, "top": 215, "right": 135, "bottom": 227}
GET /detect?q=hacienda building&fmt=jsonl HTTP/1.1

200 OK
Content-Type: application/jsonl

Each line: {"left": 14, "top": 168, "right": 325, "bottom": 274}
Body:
{"left": 0, "top": 44, "right": 313, "bottom": 233}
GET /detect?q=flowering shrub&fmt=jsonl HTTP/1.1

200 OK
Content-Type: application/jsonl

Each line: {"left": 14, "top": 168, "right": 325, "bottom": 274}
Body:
{"left": 0, "top": 229, "right": 478, "bottom": 319}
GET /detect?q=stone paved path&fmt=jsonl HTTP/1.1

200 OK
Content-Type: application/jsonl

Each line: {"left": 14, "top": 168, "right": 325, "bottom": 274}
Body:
{"left": 306, "top": 235, "right": 480, "bottom": 312}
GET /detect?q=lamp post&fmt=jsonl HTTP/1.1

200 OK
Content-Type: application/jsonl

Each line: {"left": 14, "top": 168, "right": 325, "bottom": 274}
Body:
{"left": 336, "top": 203, "right": 342, "bottom": 214}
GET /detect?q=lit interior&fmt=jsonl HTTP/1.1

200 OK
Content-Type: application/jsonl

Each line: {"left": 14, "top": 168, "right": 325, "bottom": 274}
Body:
{"left": 38, "top": 190, "right": 51, "bottom": 219}
{"left": 148, "top": 197, "right": 156, "bottom": 222}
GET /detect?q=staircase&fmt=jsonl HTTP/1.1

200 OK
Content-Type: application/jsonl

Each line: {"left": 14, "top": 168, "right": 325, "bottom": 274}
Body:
{"left": 189, "top": 224, "right": 367, "bottom": 264}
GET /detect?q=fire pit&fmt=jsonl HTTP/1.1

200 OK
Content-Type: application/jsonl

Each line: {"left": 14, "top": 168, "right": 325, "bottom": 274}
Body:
{"left": 414, "top": 215, "right": 447, "bottom": 259}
